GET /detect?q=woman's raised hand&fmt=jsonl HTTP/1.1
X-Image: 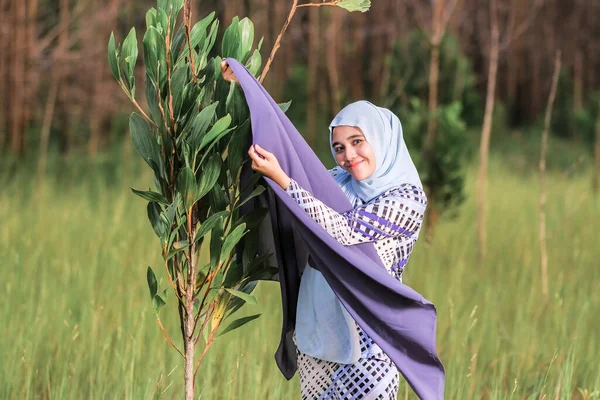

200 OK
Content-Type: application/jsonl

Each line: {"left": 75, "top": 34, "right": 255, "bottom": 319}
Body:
{"left": 248, "top": 144, "right": 291, "bottom": 189}
{"left": 220, "top": 60, "right": 238, "bottom": 83}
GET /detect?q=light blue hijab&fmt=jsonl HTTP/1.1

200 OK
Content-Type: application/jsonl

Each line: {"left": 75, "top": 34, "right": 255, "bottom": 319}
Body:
{"left": 295, "top": 101, "right": 423, "bottom": 364}
{"left": 329, "top": 100, "right": 422, "bottom": 202}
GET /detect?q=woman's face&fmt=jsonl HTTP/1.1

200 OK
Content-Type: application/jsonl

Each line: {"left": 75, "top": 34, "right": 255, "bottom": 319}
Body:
{"left": 331, "top": 125, "right": 376, "bottom": 181}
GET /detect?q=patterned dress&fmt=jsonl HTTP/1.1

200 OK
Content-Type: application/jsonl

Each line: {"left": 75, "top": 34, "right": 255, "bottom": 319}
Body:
{"left": 284, "top": 168, "right": 428, "bottom": 400}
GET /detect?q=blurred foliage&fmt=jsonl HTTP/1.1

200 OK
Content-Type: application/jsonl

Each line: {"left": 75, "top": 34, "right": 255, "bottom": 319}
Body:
{"left": 382, "top": 31, "right": 483, "bottom": 127}
{"left": 399, "top": 99, "right": 469, "bottom": 216}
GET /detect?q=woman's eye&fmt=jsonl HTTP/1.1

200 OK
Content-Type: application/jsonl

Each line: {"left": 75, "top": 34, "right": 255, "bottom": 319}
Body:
{"left": 334, "top": 147, "right": 343, "bottom": 153}
{"left": 353, "top": 139, "right": 362, "bottom": 145}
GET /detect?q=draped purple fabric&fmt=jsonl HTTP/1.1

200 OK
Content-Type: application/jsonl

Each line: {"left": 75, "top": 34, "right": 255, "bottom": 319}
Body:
{"left": 226, "top": 58, "right": 445, "bottom": 400}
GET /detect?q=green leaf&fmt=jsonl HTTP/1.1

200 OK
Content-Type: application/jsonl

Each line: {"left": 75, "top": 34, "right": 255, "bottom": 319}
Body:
{"left": 226, "top": 119, "right": 250, "bottom": 174}
{"left": 238, "top": 17, "right": 254, "bottom": 63}
{"left": 171, "top": 65, "right": 189, "bottom": 119}
{"left": 225, "top": 280, "right": 258, "bottom": 316}
{"left": 145, "top": 77, "right": 163, "bottom": 127}
{"left": 173, "top": 239, "right": 189, "bottom": 249}
{"left": 278, "top": 100, "right": 292, "bottom": 113}
{"left": 143, "top": 26, "right": 164, "bottom": 84}
{"left": 147, "top": 201, "right": 166, "bottom": 239}
{"left": 176, "top": 167, "right": 197, "bottom": 209}
{"left": 178, "top": 12, "right": 215, "bottom": 61}
{"left": 234, "top": 206, "right": 268, "bottom": 231}
{"left": 235, "top": 186, "right": 265, "bottom": 209}
{"left": 221, "top": 17, "right": 240, "bottom": 59}
{"left": 225, "top": 288, "right": 257, "bottom": 305}
{"left": 199, "top": 127, "right": 235, "bottom": 166}
{"left": 131, "top": 188, "right": 168, "bottom": 204}
{"left": 209, "top": 183, "right": 229, "bottom": 212}
{"left": 204, "top": 20, "right": 219, "bottom": 57}
{"left": 147, "top": 266, "right": 158, "bottom": 299}
{"left": 198, "top": 114, "right": 232, "bottom": 153}
{"left": 223, "top": 261, "right": 243, "bottom": 287}
{"left": 210, "top": 217, "right": 224, "bottom": 267}
{"left": 145, "top": 8, "right": 157, "bottom": 29}
{"left": 196, "top": 154, "right": 222, "bottom": 201}
{"left": 121, "top": 28, "right": 138, "bottom": 88}
{"left": 244, "top": 49, "right": 262, "bottom": 77}
{"left": 220, "top": 223, "right": 247, "bottom": 266}
{"left": 152, "top": 293, "right": 167, "bottom": 313}
{"left": 129, "top": 112, "right": 161, "bottom": 172}
{"left": 218, "top": 314, "right": 261, "bottom": 337}
{"left": 242, "top": 253, "right": 272, "bottom": 276}
{"left": 108, "top": 32, "right": 120, "bottom": 81}
{"left": 336, "top": 0, "right": 371, "bottom": 12}
{"left": 185, "top": 102, "right": 218, "bottom": 148}
{"left": 244, "top": 266, "right": 279, "bottom": 283}
{"left": 195, "top": 210, "right": 229, "bottom": 244}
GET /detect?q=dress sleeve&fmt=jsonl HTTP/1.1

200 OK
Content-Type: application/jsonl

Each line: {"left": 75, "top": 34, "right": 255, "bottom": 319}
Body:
{"left": 284, "top": 178, "right": 427, "bottom": 246}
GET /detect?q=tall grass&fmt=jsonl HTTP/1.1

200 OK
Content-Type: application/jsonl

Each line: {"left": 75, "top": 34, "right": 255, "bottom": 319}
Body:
{"left": 0, "top": 151, "right": 598, "bottom": 399}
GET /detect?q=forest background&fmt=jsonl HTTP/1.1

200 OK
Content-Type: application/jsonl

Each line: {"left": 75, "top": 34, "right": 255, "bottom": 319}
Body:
{"left": 1, "top": 0, "right": 599, "bottom": 399}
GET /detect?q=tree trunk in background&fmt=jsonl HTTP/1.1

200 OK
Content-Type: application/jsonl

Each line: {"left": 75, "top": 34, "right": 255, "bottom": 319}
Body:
{"left": 306, "top": 6, "right": 319, "bottom": 146}
{"left": 0, "top": 0, "right": 7, "bottom": 148}
{"left": 326, "top": 8, "right": 342, "bottom": 114}
{"left": 476, "top": 0, "right": 499, "bottom": 264}
{"left": 349, "top": 12, "right": 365, "bottom": 100}
{"left": 539, "top": 52, "right": 561, "bottom": 303}
{"left": 573, "top": 49, "right": 583, "bottom": 112}
{"left": 423, "top": 0, "right": 444, "bottom": 243}
{"left": 10, "top": 0, "right": 26, "bottom": 156}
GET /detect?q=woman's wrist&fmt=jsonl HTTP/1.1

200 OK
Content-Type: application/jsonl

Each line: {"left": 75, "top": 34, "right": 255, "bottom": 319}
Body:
{"left": 273, "top": 171, "right": 291, "bottom": 190}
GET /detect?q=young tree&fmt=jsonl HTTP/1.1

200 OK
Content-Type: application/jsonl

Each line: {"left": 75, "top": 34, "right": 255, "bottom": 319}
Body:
{"left": 476, "top": 0, "right": 542, "bottom": 263}
{"left": 109, "top": 1, "right": 371, "bottom": 398}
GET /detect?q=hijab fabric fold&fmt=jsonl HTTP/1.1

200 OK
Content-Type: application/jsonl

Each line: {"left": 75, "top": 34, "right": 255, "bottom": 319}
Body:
{"left": 226, "top": 58, "right": 445, "bottom": 400}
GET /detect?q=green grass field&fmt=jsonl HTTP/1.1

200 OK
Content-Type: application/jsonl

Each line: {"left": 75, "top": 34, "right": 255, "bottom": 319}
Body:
{"left": 1, "top": 150, "right": 598, "bottom": 399}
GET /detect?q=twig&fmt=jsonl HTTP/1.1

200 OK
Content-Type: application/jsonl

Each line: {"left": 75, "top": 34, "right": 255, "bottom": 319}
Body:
{"left": 165, "top": 10, "right": 176, "bottom": 130}
{"left": 259, "top": 0, "right": 299, "bottom": 83}
{"left": 183, "top": 0, "right": 197, "bottom": 84}
{"left": 297, "top": 0, "right": 341, "bottom": 7}
{"left": 157, "top": 315, "right": 185, "bottom": 357}
{"left": 539, "top": 51, "right": 561, "bottom": 303}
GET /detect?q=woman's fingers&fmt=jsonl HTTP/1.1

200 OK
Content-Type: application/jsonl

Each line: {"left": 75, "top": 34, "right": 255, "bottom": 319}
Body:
{"left": 253, "top": 144, "right": 272, "bottom": 160}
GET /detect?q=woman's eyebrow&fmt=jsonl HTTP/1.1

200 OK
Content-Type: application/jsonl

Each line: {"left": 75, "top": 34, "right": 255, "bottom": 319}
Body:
{"left": 331, "top": 134, "right": 365, "bottom": 147}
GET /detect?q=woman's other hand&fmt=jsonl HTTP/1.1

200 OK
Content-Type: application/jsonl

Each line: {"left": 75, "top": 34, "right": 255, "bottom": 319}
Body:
{"left": 220, "top": 60, "right": 238, "bottom": 83}
{"left": 248, "top": 144, "right": 291, "bottom": 189}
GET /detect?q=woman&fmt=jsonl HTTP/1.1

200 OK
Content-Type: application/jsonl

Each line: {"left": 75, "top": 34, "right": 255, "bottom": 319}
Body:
{"left": 222, "top": 62, "right": 427, "bottom": 399}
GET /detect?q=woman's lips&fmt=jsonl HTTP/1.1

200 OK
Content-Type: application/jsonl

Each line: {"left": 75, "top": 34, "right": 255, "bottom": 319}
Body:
{"left": 349, "top": 160, "right": 364, "bottom": 168}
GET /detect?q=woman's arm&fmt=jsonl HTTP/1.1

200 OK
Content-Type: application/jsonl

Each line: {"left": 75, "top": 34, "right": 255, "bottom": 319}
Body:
{"left": 285, "top": 179, "right": 427, "bottom": 246}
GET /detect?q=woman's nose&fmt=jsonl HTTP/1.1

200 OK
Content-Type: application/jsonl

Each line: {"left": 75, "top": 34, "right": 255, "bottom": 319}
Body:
{"left": 344, "top": 147, "right": 357, "bottom": 161}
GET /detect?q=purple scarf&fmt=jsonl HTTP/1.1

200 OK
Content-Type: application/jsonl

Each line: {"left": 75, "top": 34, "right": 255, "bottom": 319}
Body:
{"left": 227, "top": 58, "right": 445, "bottom": 400}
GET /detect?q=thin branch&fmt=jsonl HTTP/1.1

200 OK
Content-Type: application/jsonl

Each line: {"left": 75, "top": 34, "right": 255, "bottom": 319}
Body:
{"left": 297, "top": 0, "right": 340, "bottom": 8}
{"left": 259, "top": 0, "right": 299, "bottom": 83}
{"left": 440, "top": 0, "right": 460, "bottom": 37}
{"left": 183, "top": 0, "right": 197, "bottom": 84}
{"left": 500, "top": 0, "right": 544, "bottom": 52}
{"left": 157, "top": 316, "right": 185, "bottom": 357}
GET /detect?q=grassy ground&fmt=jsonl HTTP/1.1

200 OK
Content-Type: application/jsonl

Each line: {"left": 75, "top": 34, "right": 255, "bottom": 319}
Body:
{"left": 0, "top": 150, "right": 598, "bottom": 399}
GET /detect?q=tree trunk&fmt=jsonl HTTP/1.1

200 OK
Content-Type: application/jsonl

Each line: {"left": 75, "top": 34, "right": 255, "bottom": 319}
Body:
{"left": 422, "top": 0, "right": 445, "bottom": 242}
{"left": 306, "top": 6, "right": 319, "bottom": 147}
{"left": 539, "top": 52, "right": 561, "bottom": 303}
{"left": 0, "top": 0, "right": 7, "bottom": 148}
{"left": 184, "top": 231, "right": 197, "bottom": 400}
{"left": 476, "top": 0, "right": 500, "bottom": 264}
{"left": 326, "top": 8, "right": 343, "bottom": 113}
{"left": 10, "top": 0, "right": 26, "bottom": 156}
{"left": 573, "top": 49, "right": 583, "bottom": 111}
